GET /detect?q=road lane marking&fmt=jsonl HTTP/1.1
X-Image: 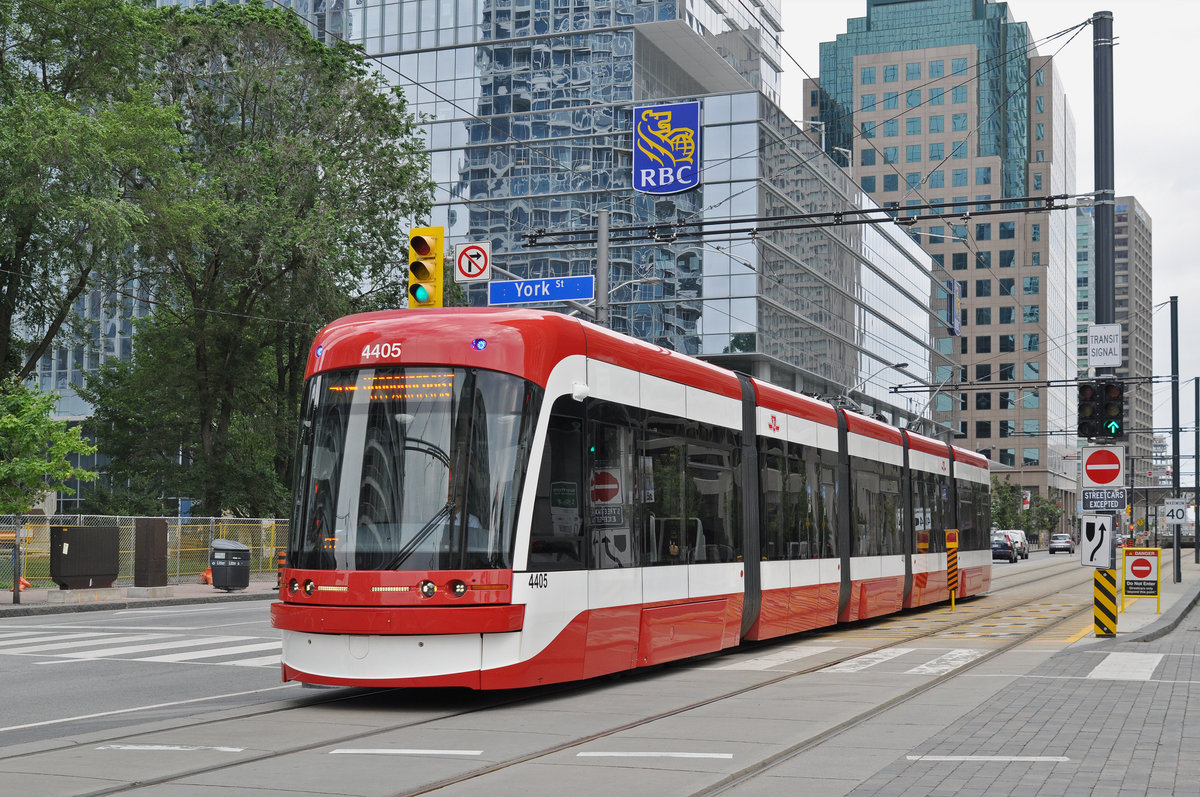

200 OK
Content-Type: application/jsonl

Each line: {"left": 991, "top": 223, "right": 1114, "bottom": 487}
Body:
{"left": 97, "top": 744, "right": 245, "bottom": 752}
{"left": 577, "top": 752, "right": 734, "bottom": 759}
{"left": 0, "top": 634, "right": 165, "bottom": 654}
{"left": 230, "top": 654, "right": 282, "bottom": 667}
{"left": 908, "top": 755, "right": 1069, "bottom": 762}
{"left": 331, "top": 749, "right": 483, "bottom": 756}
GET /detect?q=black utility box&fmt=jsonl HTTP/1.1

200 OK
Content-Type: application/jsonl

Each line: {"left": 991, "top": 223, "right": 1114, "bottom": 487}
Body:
{"left": 210, "top": 539, "right": 250, "bottom": 591}
{"left": 49, "top": 525, "right": 119, "bottom": 589}
{"left": 134, "top": 518, "right": 168, "bottom": 588}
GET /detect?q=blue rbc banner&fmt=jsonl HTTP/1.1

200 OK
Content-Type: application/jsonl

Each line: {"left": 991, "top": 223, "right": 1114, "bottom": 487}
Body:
{"left": 633, "top": 101, "right": 701, "bottom": 195}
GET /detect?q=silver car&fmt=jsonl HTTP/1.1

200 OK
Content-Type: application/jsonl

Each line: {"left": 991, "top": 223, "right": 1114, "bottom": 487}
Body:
{"left": 1048, "top": 533, "right": 1075, "bottom": 554}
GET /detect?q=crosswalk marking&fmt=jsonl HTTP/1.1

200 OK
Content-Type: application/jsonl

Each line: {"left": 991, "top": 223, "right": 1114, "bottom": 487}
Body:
{"left": 139, "top": 641, "right": 281, "bottom": 663}
{"left": 905, "top": 648, "right": 984, "bottom": 675}
{"left": 0, "top": 629, "right": 280, "bottom": 668}
{"left": 1, "top": 634, "right": 166, "bottom": 654}
{"left": 56, "top": 636, "right": 253, "bottom": 659}
{"left": 821, "top": 647, "right": 915, "bottom": 673}
{"left": 716, "top": 645, "right": 837, "bottom": 671}
{"left": 230, "top": 654, "right": 281, "bottom": 667}
{"left": 1087, "top": 652, "right": 1163, "bottom": 681}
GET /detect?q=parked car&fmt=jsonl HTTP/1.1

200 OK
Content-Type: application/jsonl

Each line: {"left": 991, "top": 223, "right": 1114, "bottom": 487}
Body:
{"left": 992, "top": 532, "right": 1019, "bottom": 563}
{"left": 995, "top": 528, "right": 1029, "bottom": 560}
{"left": 1048, "top": 533, "right": 1075, "bottom": 554}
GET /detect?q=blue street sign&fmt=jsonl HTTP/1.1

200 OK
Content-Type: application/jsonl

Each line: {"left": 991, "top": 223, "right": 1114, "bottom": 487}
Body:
{"left": 488, "top": 275, "right": 595, "bottom": 305}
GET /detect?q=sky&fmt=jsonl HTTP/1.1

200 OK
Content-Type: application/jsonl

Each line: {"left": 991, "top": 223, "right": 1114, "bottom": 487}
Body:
{"left": 778, "top": 0, "right": 1200, "bottom": 471}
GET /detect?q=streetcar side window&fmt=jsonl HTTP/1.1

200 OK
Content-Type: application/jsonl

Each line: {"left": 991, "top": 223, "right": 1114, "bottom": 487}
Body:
{"left": 587, "top": 401, "right": 642, "bottom": 569}
{"left": 530, "top": 397, "right": 587, "bottom": 571}
{"left": 759, "top": 439, "right": 825, "bottom": 560}
{"left": 848, "top": 456, "right": 901, "bottom": 556}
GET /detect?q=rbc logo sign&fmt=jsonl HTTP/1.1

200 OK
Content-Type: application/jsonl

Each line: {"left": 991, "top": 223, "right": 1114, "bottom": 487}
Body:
{"left": 633, "top": 101, "right": 701, "bottom": 194}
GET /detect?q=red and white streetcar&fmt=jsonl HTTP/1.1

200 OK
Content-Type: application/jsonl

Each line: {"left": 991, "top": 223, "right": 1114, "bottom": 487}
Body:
{"left": 271, "top": 308, "right": 991, "bottom": 688}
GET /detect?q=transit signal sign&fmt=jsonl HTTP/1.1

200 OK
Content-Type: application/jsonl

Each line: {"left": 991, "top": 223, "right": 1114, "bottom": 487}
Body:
{"left": 1081, "top": 514, "right": 1115, "bottom": 569}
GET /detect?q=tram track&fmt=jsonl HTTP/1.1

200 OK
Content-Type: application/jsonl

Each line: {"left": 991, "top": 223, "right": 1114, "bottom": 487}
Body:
{"left": 2, "top": 557, "right": 1095, "bottom": 796}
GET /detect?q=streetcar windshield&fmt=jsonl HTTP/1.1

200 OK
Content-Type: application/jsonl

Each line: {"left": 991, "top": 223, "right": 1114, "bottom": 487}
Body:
{"left": 289, "top": 367, "right": 541, "bottom": 571}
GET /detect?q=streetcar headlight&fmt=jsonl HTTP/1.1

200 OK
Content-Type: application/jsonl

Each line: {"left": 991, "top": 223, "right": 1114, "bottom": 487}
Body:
{"left": 303, "top": 580, "right": 315, "bottom": 596}
{"left": 419, "top": 580, "right": 437, "bottom": 598}
{"left": 450, "top": 580, "right": 467, "bottom": 597}
{"left": 288, "top": 578, "right": 299, "bottom": 595}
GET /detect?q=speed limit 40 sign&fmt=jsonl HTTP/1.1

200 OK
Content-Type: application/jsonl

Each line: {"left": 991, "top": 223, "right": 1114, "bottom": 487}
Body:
{"left": 1164, "top": 498, "right": 1187, "bottom": 525}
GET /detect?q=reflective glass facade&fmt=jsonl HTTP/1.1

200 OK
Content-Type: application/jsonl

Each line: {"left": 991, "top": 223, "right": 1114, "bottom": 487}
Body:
{"left": 813, "top": 0, "right": 1079, "bottom": 523}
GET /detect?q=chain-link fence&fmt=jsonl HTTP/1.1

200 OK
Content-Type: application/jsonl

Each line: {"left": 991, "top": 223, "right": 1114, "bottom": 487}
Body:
{"left": 0, "top": 515, "right": 288, "bottom": 589}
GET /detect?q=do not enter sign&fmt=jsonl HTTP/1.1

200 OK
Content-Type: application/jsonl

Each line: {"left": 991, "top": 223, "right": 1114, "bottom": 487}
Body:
{"left": 1122, "top": 547, "right": 1159, "bottom": 600}
{"left": 1082, "top": 446, "right": 1125, "bottom": 488}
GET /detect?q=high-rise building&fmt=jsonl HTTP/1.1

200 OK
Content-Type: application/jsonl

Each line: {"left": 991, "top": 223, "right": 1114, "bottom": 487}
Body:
{"left": 322, "top": 0, "right": 953, "bottom": 424}
{"left": 1076, "top": 198, "right": 1153, "bottom": 487}
{"left": 807, "top": 0, "right": 1078, "bottom": 521}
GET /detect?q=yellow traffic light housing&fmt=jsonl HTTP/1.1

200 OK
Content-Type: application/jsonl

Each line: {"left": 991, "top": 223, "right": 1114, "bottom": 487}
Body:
{"left": 408, "top": 226, "right": 444, "bottom": 308}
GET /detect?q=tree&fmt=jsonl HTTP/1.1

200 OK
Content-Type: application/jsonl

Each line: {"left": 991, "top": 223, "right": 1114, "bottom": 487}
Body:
{"left": 83, "top": 1, "right": 434, "bottom": 517}
{"left": 0, "top": 380, "right": 96, "bottom": 513}
{"left": 0, "top": 0, "right": 181, "bottom": 381}
{"left": 1027, "top": 496, "right": 1064, "bottom": 540}
{"left": 990, "top": 476, "right": 1022, "bottom": 530}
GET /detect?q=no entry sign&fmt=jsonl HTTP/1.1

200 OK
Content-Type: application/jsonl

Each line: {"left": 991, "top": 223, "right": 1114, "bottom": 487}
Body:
{"left": 1122, "top": 547, "right": 1160, "bottom": 601}
{"left": 1082, "top": 446, "right": 1125, "bottom": 488}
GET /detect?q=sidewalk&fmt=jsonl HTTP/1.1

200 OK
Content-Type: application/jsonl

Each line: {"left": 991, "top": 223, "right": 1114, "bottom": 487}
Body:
{"left": 0, "top": 579, "right": 279, "bottom": 617}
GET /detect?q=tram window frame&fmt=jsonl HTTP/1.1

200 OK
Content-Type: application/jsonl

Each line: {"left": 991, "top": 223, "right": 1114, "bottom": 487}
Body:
{"left": 848, "top": 455, "right": 903, "bottom": 556}
{"left": 585, "top": 401, "right": 642, "bottom": 570}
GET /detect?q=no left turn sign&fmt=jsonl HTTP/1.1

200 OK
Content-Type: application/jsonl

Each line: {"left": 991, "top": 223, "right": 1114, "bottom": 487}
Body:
{"left": 455, "top": 242, "right": 491, "bottom": 283}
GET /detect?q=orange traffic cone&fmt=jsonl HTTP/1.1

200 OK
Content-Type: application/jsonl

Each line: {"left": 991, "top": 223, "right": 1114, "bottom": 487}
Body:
{"left": 201, "top": 568, "right": 213, "bottom": 585}
{"left": 18, "top": 577, "right": 31, "bottom": 591}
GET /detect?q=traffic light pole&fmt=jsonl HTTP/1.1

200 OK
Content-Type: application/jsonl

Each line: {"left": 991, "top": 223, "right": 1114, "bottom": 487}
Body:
{"left": 1171, "top": 296, "right": 1181, "bottom": 582}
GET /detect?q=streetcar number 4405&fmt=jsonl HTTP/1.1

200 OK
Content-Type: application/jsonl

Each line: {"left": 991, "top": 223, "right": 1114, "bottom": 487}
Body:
{"left": 528, "top": 573, "right": 548, "bottom": 588}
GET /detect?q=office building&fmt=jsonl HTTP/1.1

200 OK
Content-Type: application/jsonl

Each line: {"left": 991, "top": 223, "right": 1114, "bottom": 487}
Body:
{"left": 807, "top": 0, "right": 1078, "bottom": 520}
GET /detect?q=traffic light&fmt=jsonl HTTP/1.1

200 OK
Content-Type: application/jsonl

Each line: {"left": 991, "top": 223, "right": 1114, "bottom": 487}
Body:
{"left": 1078, "top": 378, "right": 1125, "bottom": 439}
{"left": 408, "top": 226, "right": 444, "bottom": 308}
{"left": 1077, "top": 380, "right": 1102, "bottom": 438}
{"left": 1096, "top": 378, "right": 1125, "bottom": 439}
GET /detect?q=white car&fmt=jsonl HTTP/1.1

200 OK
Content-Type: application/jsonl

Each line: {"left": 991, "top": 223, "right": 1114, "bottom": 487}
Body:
{"left": 1048, "top": 533, "right": 1075, "bottom": 554}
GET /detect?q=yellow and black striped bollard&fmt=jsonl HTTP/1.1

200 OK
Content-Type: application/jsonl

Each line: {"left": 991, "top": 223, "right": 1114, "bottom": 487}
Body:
{"left": 1094, "top": 568, "right": 1117, "bottom": 637}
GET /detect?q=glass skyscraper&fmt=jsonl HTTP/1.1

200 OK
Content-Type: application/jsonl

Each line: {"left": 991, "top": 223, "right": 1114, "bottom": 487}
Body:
{"left": 809, "top": 0, "right": 1078, "bottom": 525}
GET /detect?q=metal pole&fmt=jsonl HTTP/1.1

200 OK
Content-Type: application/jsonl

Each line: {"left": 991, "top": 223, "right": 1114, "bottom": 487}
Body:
{"left": 1172, "top": 296, "right": 1181, "bottom": 581}
{"left": 1195, "top": 377, "right": 1198, "bottom": 563}
{"left": 1092, "top": 11, "right": 1115, "bottom": 333}
{"left": 595, "top": 209, "right": 610, "bottom": 328}
{"left": 10, "top": 543, "right": 18, "bottom": 605}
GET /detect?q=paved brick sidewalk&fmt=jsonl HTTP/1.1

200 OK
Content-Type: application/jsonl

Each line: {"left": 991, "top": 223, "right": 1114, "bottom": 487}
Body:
{"left": 848, "top": 553, "right": 1200, "bottom": 796}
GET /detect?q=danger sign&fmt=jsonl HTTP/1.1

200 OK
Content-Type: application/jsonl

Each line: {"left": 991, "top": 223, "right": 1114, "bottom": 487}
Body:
{"left": 454, "top": 242, "right": 491, "bottom": 283}
{"left": 1082, "top": 446, "right": 1125, "bottom": 488}
{"left": 1122, "top": 547, "right": 1159, "bottom": 598}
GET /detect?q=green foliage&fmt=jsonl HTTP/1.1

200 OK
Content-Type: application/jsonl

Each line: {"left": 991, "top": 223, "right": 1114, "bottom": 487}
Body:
{"left": 990, "top": 476, "right": 1023, "bottom": 531}
{"left": 83, "top": 0, "right": 434, "bottom": 517}
{"left": 0, "top": 0, "right": 182, "bottom": 380}
{"left": 1027, "top": 496, "right": 1064, "bottom": 536}
{"left": 0, "top": 380, "right": 97, "bottom": 513}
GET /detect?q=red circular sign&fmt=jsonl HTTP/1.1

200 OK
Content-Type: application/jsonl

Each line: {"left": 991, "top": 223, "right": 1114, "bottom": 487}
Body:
{"left": 590, "top": 471, "right": 619, "bottom": 502}
{"left": 456, "top": 244, "right": 489, "bottom": 278}
{"left": 1131, "top": 558, "right": 1152, "bottom": 578}
{"left": 1084, "top": 449, "right": 1122, "bottom": 485}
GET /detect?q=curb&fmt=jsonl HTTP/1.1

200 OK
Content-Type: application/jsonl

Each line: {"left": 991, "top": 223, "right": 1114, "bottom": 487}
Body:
{"left": 0, "top": 590, "right": 277, "bottom": 618}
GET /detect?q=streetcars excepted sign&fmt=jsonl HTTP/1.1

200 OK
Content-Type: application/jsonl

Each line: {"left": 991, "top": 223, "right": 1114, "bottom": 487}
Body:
{"left": 1122, "top": 548, "right": 1160, "bottom": 598}
{"left": 1082, "top": 487, "right": 1127, "bottom": 512}
{"left": 1082, "top": 446, "right": 1125, "bottom": 488}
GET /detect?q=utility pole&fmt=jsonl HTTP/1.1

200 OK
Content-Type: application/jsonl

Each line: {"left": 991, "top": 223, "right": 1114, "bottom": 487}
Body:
{"left": 595, "top": 209, "right": 610, "bottom": 328}
{"left": 1172, "top": 296, "right": 1181, "bottom": 581}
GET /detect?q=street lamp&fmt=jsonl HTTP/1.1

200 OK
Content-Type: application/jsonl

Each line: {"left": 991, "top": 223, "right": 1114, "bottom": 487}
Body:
{"left": 848, "top": 362, "right": 908, "bottom": 396}
{"left": 833, "top": 146, "right": 852, "bottom": 180}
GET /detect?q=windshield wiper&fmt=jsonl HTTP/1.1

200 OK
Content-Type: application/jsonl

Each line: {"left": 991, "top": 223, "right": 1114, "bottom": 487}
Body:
{"left": 382, "top": 500, "right": 453, "bottom": 571}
